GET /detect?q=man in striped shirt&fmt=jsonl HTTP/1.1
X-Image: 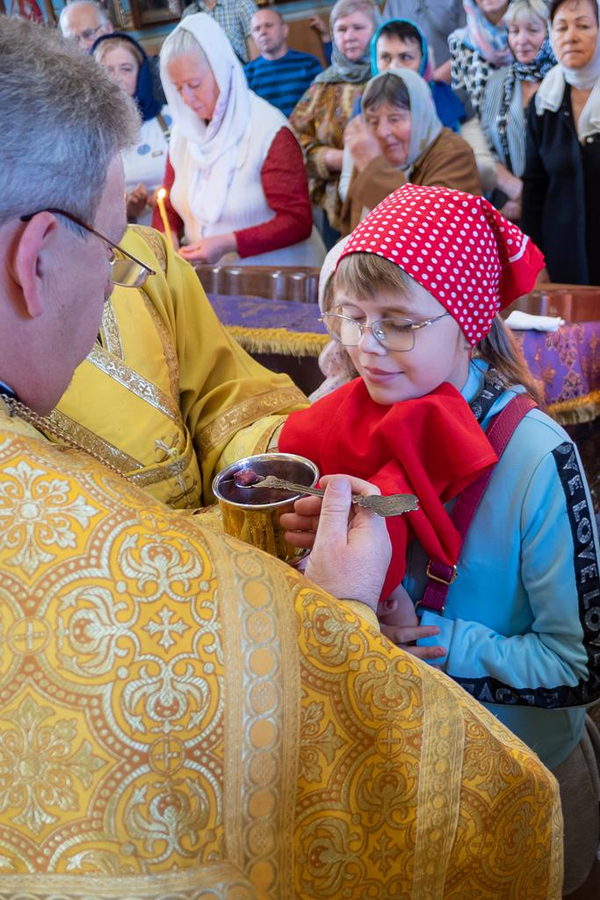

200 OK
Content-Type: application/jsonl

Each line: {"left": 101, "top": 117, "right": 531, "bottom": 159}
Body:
{"left": 182, "top": 0, "right": 258, "bottom": 63}
{"left": 245, "top": 8, "right": 323, "bottom": 117}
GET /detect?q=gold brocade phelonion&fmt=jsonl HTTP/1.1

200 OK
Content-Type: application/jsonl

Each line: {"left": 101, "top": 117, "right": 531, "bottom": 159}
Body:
{"left": 0, "top": 393, "right": 129, "bottom": 478}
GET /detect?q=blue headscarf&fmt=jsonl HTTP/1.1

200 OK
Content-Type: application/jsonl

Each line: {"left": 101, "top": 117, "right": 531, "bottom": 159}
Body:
{"left": 370, "top": 18, "right": 431, "bottom": 79}
{"left": 513, "top": 36, "right": 555, "bottom": 83}
{"left": 369, "top": 19, "right": 465, "bottom": 130}
{"left": 91, "top": 32, "right": 162, "bottom": 122}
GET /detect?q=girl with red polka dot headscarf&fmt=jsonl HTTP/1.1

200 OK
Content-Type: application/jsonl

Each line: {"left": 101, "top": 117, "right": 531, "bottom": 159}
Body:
{"left": 282, "top": 183, "right": 545, "bottom": 605}
{"left": 280, "top": 187, "right": 600, "bottom": 860}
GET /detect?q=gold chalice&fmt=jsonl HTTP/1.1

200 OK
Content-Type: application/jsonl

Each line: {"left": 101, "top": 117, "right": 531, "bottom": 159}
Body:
{"left": 212, "top": 453, "right": 319, "bottom": 563}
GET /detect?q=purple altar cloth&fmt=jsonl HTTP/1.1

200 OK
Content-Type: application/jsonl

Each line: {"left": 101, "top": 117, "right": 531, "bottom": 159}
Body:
{"left": 208, "top": 294, "right": 327, "bottom": 335}
{"left": 513, "top": 322, "right": 600, "bottom": 407}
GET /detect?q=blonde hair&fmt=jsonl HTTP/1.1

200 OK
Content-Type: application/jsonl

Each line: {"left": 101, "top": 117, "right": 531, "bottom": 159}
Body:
{"left": 333, "top": 253, "right": 544, "bottom": 405}
{"left": 330, "top": 0, "right": 379, "bottom": 29}
{"left": 333, "top": 252, "right": 413, "bottom": 307}
{"left": 475, "top": 318, "right": 545, "bottom": 406}
{"left": 504, "top": 0, "right": 549, "bottom": 28}
{"left": 93, "top": 37, "right": 143, "bottom": 68}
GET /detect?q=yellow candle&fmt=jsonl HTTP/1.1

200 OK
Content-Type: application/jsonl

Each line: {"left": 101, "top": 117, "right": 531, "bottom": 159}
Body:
{"left": 156, "top": 188, "right": 175, "bottom": 252}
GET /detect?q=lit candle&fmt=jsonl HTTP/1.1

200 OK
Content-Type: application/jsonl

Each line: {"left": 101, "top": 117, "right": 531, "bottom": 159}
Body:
{"left": 156, "top": 188, "right": 175, "bottom": 252}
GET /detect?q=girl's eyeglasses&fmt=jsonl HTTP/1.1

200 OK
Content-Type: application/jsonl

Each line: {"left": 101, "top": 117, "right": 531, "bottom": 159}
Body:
{"left": 319, "top": 311, "right": 449, "bottom": 352}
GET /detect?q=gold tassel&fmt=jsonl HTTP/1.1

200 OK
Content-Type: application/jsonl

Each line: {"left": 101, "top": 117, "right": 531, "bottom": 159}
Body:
{"left": 226, "top": 326, "right": 329, "bottom": 357}
{"left": 548, "top": 390, "right": 600, "bottom": 426}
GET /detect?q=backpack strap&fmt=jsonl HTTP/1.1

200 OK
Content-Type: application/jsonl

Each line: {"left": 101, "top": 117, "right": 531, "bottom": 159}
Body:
{"left": 417, "top": 392, "right": 537, "bottom": 615}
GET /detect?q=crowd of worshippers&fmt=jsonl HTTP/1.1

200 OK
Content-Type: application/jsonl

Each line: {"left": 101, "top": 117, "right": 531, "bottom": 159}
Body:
{"left": 3, "top": 2, "right": 600, "bottom": 897}
{"left": 58, "top": 0, "right": 599, "bottom": 284}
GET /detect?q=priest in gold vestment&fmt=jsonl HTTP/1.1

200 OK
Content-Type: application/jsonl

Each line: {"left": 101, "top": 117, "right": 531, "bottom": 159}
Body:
{"left": 0, "top": 18, "right": 562, "bottom": 900}
{"left": 0, "top": 407, "right": 564, "bottom": 900}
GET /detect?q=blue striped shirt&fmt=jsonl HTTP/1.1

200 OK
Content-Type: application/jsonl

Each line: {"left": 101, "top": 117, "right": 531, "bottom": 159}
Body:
{"left": 245, "top": 49, "right": 323, "bottom": 118}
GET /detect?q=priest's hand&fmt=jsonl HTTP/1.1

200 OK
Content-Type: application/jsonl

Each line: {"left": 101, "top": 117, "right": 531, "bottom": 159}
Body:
{"left": 281, "top": 474, "right": 391, "bottom": 612}
{"left": 178, "top": 233, "right": 237, "bottom": 265}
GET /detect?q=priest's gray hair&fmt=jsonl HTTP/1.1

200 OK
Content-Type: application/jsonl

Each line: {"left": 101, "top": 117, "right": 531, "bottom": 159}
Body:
{"left": 0, "top": 18, "right": 139, "bottom": 227}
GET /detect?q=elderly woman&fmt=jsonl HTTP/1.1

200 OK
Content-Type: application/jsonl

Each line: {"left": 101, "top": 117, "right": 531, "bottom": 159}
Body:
{"left": 340, "top": 68, "right": 481, "bottom": 233}
{"left": 481, "top": 0, "right": 555, "bottom": 221}
{"left": 154, "top": 14, "right": 325, "bottom": 266}
{"left": 289, "top": 0, "right": 380, "bottom": 238}
{"left": 522, "top": 0, "right": 600, "bottom": 285}
{"left": 93, "top": 33, "right": 171, "bottom": 225}
{"left": 338, "top": 19, "right": 467, "bottom": 205}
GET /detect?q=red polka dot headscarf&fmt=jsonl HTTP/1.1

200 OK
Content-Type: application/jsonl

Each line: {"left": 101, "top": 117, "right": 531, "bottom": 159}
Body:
{"left": 337, "top": 184, "right": 545, "bottom": 346}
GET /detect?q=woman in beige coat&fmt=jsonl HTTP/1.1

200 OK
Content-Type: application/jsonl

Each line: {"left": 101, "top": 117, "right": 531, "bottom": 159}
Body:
{"left": 340, "top": 67, "right": 481, "bottom": 233}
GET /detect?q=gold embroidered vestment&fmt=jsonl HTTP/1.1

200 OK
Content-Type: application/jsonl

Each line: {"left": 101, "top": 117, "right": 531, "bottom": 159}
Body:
{"left": 0, "top": 408, "right": 562, "bottom": 899}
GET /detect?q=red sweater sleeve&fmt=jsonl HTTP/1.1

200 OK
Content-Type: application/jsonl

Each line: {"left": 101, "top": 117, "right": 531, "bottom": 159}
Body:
{"left": 151, "top": 154, "right": 184, "bottom": 237}
{"left": 234, "top": 127, "right": 313, "bottom": 259}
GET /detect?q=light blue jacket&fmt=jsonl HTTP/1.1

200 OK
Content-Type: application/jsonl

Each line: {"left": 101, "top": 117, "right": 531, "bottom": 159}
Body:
{"left": 412, "top": 362, "right": 600, "bottom": 769}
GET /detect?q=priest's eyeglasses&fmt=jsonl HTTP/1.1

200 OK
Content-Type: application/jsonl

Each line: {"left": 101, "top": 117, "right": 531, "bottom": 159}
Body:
{"left": 20, "top": 208, "right": 156, "bottom": 289}
{"left": 320, "top": 311, "right": 449, "bottom": 352}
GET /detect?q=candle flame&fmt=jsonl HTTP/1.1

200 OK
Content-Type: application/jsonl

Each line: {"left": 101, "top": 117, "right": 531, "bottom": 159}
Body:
{"left": 157, "top": 188, "right": 167, "bottom": 200}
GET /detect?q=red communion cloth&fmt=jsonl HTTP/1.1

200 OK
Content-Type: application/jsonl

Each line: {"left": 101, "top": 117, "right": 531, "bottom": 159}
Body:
{"left": 279, "top": 379, "right": 498, "bottom": 599}
{"left": 338, "top": 184, "right": 545, "bottom": 345}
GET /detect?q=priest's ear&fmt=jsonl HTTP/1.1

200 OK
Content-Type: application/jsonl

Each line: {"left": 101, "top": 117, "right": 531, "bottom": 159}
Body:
{"left": 13, "top": 211, "right": 60, "bottom": 319}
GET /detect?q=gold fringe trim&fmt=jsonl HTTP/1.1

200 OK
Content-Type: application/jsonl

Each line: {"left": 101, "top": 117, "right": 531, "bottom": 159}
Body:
{"left": 225, "top": 326, "right": 329, "bottom": 357}
{"left": 548, "top": 390, "right": 600, "bottom": 426}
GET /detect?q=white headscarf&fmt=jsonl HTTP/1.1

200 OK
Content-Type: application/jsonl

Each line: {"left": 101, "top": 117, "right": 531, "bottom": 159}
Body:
{"left": 310, "top": 236, "right": 357, "bottom": 403}
{"left": 364, "top": 67, "right": 443, "bottom": 175}
{"left": 317, "top": 235, "right": 350, "bottom": 314}
{"left": 535, "top": 0, "right": 600, "bottom": 141}
{"left": 160, "top": 14, "right": 251, "bottom": 224}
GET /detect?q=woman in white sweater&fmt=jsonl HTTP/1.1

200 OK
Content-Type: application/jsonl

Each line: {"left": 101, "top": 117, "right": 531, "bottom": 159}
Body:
{"left": 153, "top": 13, "right": 325, "bottom": 266}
